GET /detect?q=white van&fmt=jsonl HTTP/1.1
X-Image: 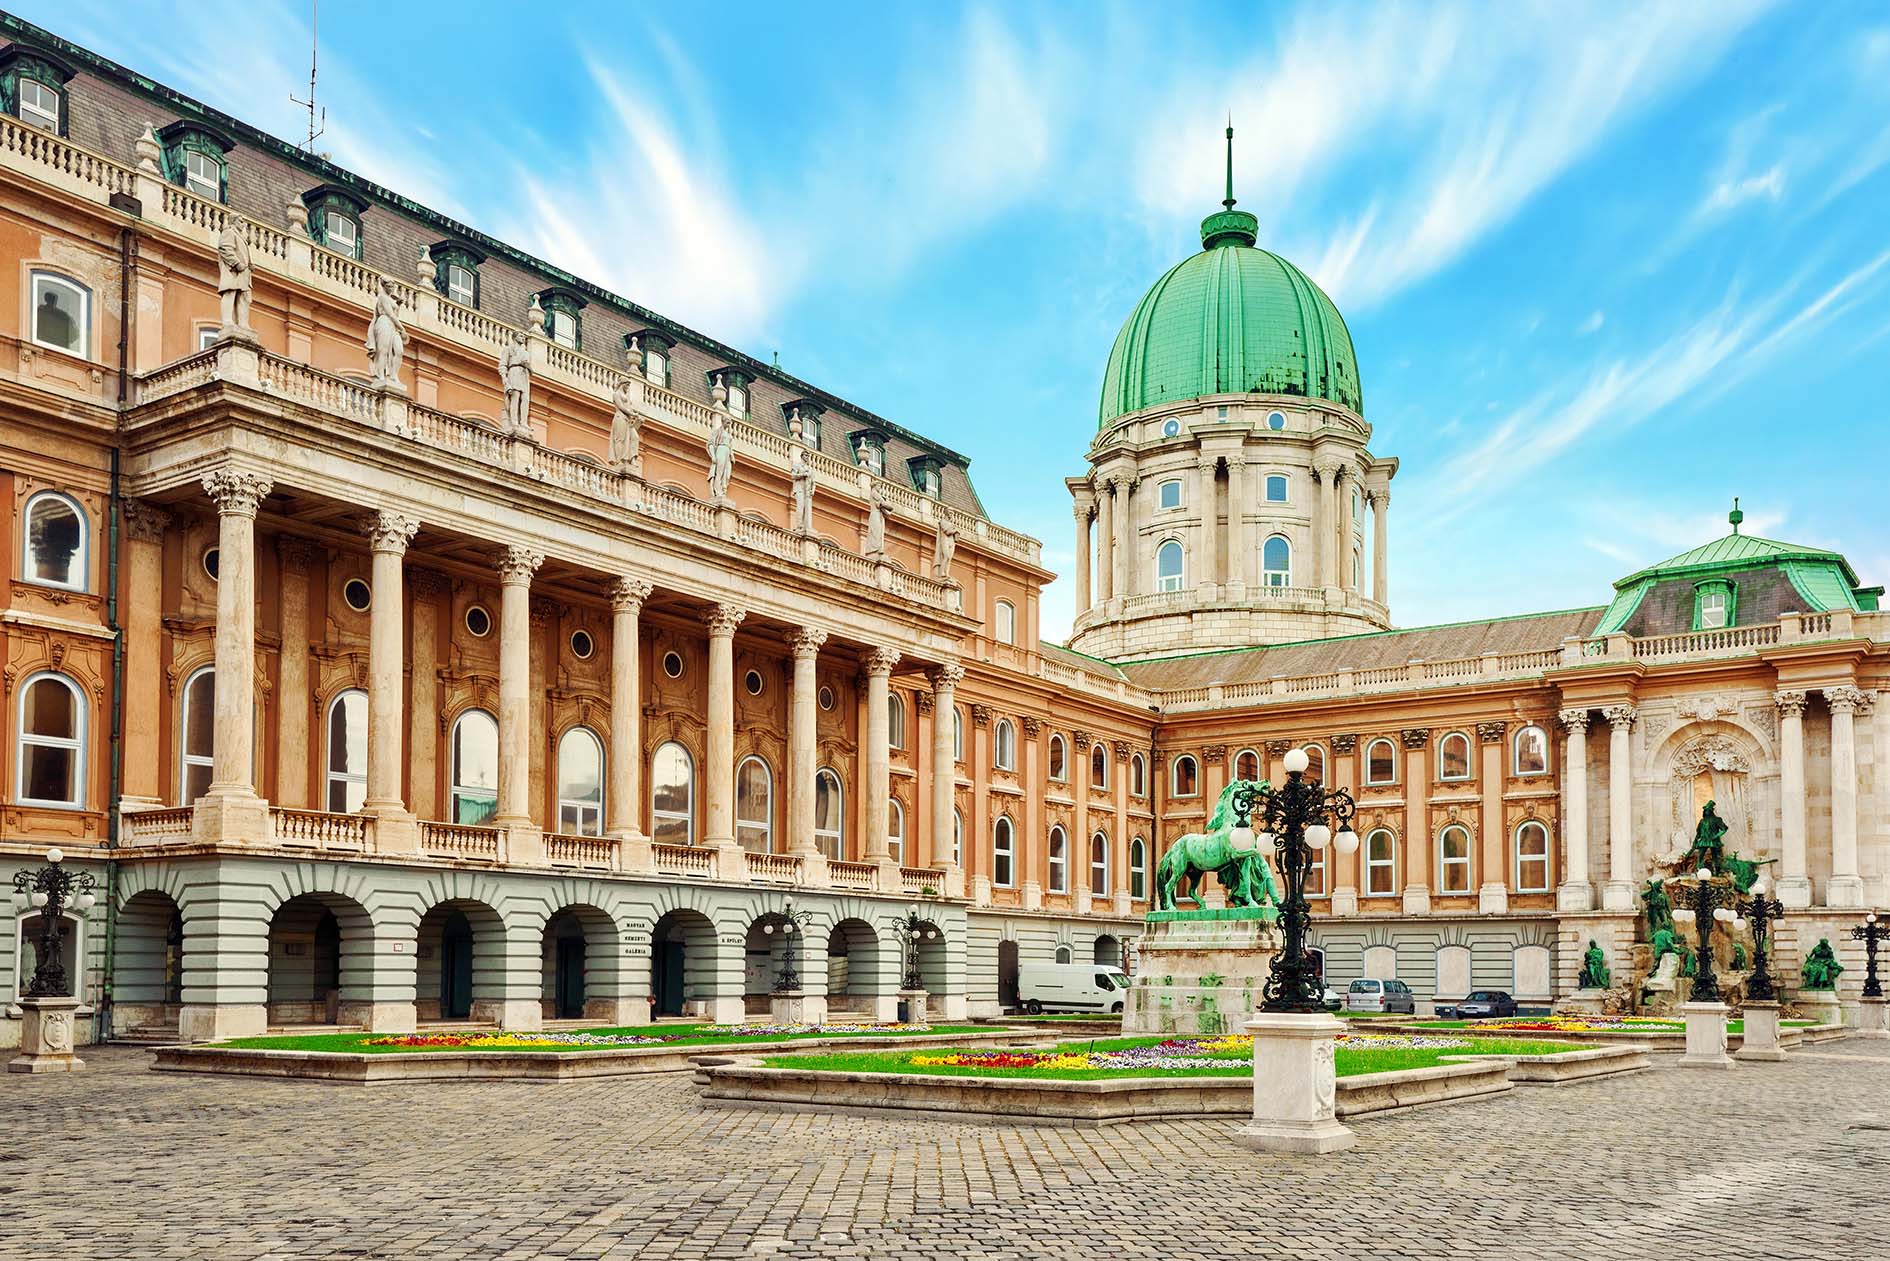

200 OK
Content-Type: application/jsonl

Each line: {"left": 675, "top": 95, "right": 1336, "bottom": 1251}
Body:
{"left": 1016, "top": 963, "right": 1129, "bottom": 1014}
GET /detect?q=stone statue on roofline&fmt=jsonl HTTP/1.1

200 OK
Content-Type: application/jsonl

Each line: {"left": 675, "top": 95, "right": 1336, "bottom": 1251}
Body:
{"left": 500, "top": 331, "right": 532, "bottom": 435}
{"left": 789, "top": 446, "right": 814, "bottom": 535}
{"left": 705, "top": 411, "right": 735, "bottom": 506}
{"left": 862, "top": 483, "right": 889, "bottom": 558}
{"left": 932, "top": 514, "right": 957, "bottom": 580}
{"left": 215, "top": 219, "right": 254, "bottom": 342}
{"left": 364, "top": 278, "right": 406, "bottom": 394}
{"left": 610, "top": 376, "right": 642, "bottom": 474}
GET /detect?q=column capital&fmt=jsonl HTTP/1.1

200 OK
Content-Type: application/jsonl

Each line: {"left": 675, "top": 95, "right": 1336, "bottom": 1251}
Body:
{"left": 707, "top": 603, "right": 746, "bottom": 638}
{"left": 366, "top": 510, "right": 421, "bottom": 555}
{"left": 1602, "top": 704, "right": 1637, "bottom": 730}
{"left": 1263, "top": 740, "right": 1292, "bottom": 758}
{"left": 1557, "top": 707, "right": 1590, "bottom": 733}
{"left": 1204, "top": 743, "right": 1229, "bottom": 764}
{"left": 862, "top": 646, "right": 900, "bottom": 678}
{"left": 498, "top": 545, "right": 543, "bottom": 586}
{"left": 1313, "top": 459, "right": 1344, "bottom": 483}
{"left": 1022, "top": 716, "right": 1043, "bottom": 738}
{"left": 1476, "top": 720, "right": 1508, "bottom": 745}
{"left": 201, "top": 468, "right": 273, "bottom": 518}
{"left": 928, "top": 661, "right": 965, "bottom": 690}
{"left": 122, "top": 499, "right": 172, "bottom": 543}
{"left": 1072, "top": 499, "right": 1094, "bottom": 521}
{"left": 612, "top": 576, "right": 654, "bottom": 615}
{"left": 970, "top": 704, "right": 992, "bottom": 728}
{"left": 1773, "top": 688, "right": 1809, "bottom": 718}
{"left": 1071, "top": 729, "right": 1092, "bottom": 751}
{"left": 276, "top": 535, "right": 325, "bottom": 574}
{"left": 1400, "top": 727, "right": 1431, "bottom": 750}
{"left": 789, "top": 626, "right": 829, "bottom": 660}
{"left": 1329, "top": 733, "right": 1358, "bottom": 754}
{"left": 1195, "top": 455, "right": 1218, "bottom": 475}
{"left": 1113, "top": 739, "right": 1132, "bottom": 762}
{"left": 1824, "top": 685, "right": 1872, "bottom": 715}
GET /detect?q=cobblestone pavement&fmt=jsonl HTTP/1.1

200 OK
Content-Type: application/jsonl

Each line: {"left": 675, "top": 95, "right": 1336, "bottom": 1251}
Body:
{"left": 2, "top": 1045, "right": 1884, "bottom": 1261}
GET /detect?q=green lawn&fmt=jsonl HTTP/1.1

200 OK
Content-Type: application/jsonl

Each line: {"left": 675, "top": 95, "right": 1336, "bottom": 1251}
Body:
{"left": 218, "top": 1024, "right": 991, "bottom": 1055}
{"left": 1000, "top": 1013, "right": 1122, "bottom": 1022}
{"left": 768, "top": 1034, "right": 1586, "bottom": 1081}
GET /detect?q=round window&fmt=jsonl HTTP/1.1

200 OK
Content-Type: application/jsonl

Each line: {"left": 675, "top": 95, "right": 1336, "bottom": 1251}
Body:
{"left": 818, "top": 685, "right": 835, "bottom": 711}
{"left": 1161, "top": 418, "right": 1181, "bottom": 438}
{"left": 202, "top": 547, "right": 220, "bottom": 582}
{"left": 744, "top": 669, "right": 763, "bottom": 696}
{"left": 1267, "top": 410, "right": 1287, "bottom": 431}
{"left": 570, "top": 629, "right": 595, "bottom": 660}
{"left": 464, "top": 604, "right": 492, "bottom": 637}
{"left": 343, "top": 578, "right": 372, "bottom": 612}
{"left": 662, "top": 651, "right": 684, "bottom": 679}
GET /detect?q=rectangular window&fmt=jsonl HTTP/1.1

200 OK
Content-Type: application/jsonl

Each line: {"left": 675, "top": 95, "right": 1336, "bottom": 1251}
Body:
{"left": 1366, "top": 833, "right": 1396, "bottom": 895}
{"left": 325, "top": 211, "right": 358, "bottom": 257}
{"left": 549, "top": 309, "right": 577, "bottom": 349}
{"left": 197, "top": 326, "right": 219, "bottom": 351}
{"left": 1307, "top": 848, "right": 1326, "bottom": 897}
{"left": 184, "top": 150, "right": 221, "bottom": 201}
{"left": 1265, "top": 475, "right": 1288, "bottom": 502}
{"left": 30, "top": 272, "right": 87, "bottom": 357}
{"left": 728, "top": 382, "right": 749, "bottom": 419}
{"left": 1699, "top": 591, "right": 1727, "bottom": 628}
{"left": 446, "top": 264, "right": 476, "bottom": 307}
{"left": 645, "top": 347, "right": 669, "bottom": 389}
{"left": 19, "top": 79, "right": 60, "bottom": 131}
{"left": 1158, "top": 480, "right": 1182, "bottom": 510}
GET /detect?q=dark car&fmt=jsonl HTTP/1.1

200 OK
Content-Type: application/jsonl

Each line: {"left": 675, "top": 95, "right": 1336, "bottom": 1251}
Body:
{"left": 1438, "top": 990, "right": 1518, "bottom": 1020}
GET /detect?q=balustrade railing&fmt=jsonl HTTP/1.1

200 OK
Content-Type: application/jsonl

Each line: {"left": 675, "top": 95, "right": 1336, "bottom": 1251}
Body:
{"left": 744, "top": 851, "right": 804, "bottom": 884}
{"left": 652, "top": 843, "right": 715, "bottom": 878}
{"left": 122, "top": 806, "right": 194, "bottom": 844}
{"left": 138, "top": 348, "right": 220, "bottom": 404}
{"left": 0, "top": 114, "right": 137, "bottom": 196}
{"left": 1630, "top": 623, "right": 1780, "bottom": 659}
{"left": 900, "top": 867, "right": 946, "bottom": 895}
{"left": 420, "top": 821, "right": 502, "bottom": 860}
{"left": 828, "top": 860, "right": 879, "bottom": 891}
{"left": 546, "top": 833, "right": 618, "bottom": 869}
{"left": 271, "top": 807, "right": 369, "bottom": 850}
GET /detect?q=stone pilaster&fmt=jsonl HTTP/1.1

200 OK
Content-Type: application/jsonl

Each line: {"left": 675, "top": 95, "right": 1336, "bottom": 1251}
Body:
{"left": 364, "top": 512, "right": 420, "bottom": 820}
{"left": 1556, "top": 708, "right": 1594, "bottom": 911}
{"left": 1825, "top": 686, "right": 1871, "bottom": 907}
{"left": 704, "top": 603, "right": 746, "bottom": 850}
{"left": 787, "top": 627, "right": 828, "bottom": 859}
{"left": 930, "top": 662, "right": 965, "bottom": 895}
{"left": 1601, "top": 704, "right": 1637, "bottom": 911}
{"left": 861, "top": 647, "right": 900, "bottom": 863}
{"left": 609, "top": 579, "right": 654, "bottom": 850}
{"left": 1774, "top": 689, "right": 1811, "bottom": 907}
{"left": 494, "top": 546, "right": 543, "bottom": 845}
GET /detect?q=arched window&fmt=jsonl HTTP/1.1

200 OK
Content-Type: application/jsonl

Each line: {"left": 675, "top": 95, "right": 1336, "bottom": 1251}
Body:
{"left": 814, "top": 768, "right": 844, "bottom": 859}
{"left": 1048, "top": 733, "right": 1067, "bottom": 781}
{"left": 1301, "top": 744, "right": 1325, "bottom": 783}
{"left": 953, "top": 708, "right": 964, "bottom": 761}
{"left": 1172, "top": 754, "right": 1199, "bottom": 797}
{"left": 1515, "top": 821, "right": 1551, "bottom": 892}
{"left": 1129, "top": 837, "right": 1148, "bottom": 900}
{"left": 1513, "top": 725, "right": 1549, "bottom": 776}
{"left": 887, "top": 797, "right": 905, "bottom": 865}
{"left": 557, "top": 727, "right": 606, "bottom": 836}
{"left": 22, "top": 492, "right": 87, "bottom": 591}
{"left": 1262, "top": 535, "right": 1292, "bottom": 587}
{"left": 1365, "top": 829, "right": 1397, "bottom": 896}
{"left": 993, "top": 816, "right": 1015, "bottom": 887}
{"left": 734, "top": 756, "right": 774, "bottom": 851}
{"left": 1265, "top": 474, "right": 1288, "bottom": 502}
{"left": 449, "top": 709, "right": 499, "bottom": 825}
{"left": 1047, "top": 826, "right": 1068, "bottom": 892}
{"left": 1131, "top": 753, "right": 1146, "bottom": 798}
{"left": 952, "top": 808, "right": 964, "bottom": 867}
{"left": 1234, "top": 749, "right": 1260, "bottom": 781}
{"left": 994, "top": 719, "right": 1017, "bottom": 771}
{"left": 16, "top": 672, "right": 84, "bottom": 807}
{"left": 30, "top": 272, "right": 89, "bottom": 357}
{"left": 324, "top": 689, "right": 368, "bottom": 813}
{"left": 1352, "top": 549, "right": 1362, "bottom": 590}
{"left": 650, "top": 740, "right": 695, "bottom": 844}
{"left": 1090, "top": 831, "right": 1109, "bottom": 896}
{"left": 1364, "top": 738, "right": 1397, "bottom": 785}
{"left": 888, "top": 693, "right": 906, "bottom": 751}
{"left": 994, "top": 599, "right": 1016, "bottom": 645}
{"left": 1156, "top": 540, "right": 1185, "bottom": 592}
{"left": 179, "top": 666, "right": 215, "bottom": 804}
{"left": 1439, "top": 731, "right": 1472, "bottom": 781}
{"left": 1055, "top": 944, "right": 1074, "bottom": 964}
{"left": 1438, "top": 825, "right": 1473, "bottom": 894}
{"left": 1090, "top": 742, "right": 1108, "bottom": 788}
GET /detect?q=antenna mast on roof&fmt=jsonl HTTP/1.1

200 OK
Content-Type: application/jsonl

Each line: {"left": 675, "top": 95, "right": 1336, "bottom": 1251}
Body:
{"left": 289, "top": 0, "right": 327, "bottom": 154}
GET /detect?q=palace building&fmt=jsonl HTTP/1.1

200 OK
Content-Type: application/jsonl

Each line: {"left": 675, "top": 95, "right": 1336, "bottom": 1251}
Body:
{"left": 2, "top": 13, "right": 1884, "bottom": 1047}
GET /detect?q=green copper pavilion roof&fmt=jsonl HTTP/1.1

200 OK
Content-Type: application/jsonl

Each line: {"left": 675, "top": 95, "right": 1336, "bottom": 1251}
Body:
{"left": 1099, "top": 127, "right": 1361, "bottom": 426}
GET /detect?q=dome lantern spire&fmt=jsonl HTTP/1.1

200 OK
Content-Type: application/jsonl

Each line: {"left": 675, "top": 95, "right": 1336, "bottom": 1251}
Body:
{"left": 1200, "top": 119, "right": 1259, "bottom": 250}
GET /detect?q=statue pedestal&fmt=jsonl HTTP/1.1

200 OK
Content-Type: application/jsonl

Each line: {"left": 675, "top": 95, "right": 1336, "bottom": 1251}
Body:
{"left": 1677, "top": 1001, "right": 1735, "bottom": 1070}
{"left": 1856, "top": 996, "right": 1890, "bottom": 1039}
{"left": 898, "top": 989, "right": 929, "bottom": 1025}
{"left": 1235, "top": 1011, "right": 1355, "bottom": 1155}
{"left": 1734, "top": 1000, "right": 1785, "bottom": 1062}
{"left": 1795, "top": 990, "right": 1843, "bottom": 1027}
{"left": 769, "top": 991, "right": 825, "bottom": 1026}
{"left": 1557, "top": 988, "right": 1608, "bottom": 1016}
{"left": 1122, "top": 908, "right": 1279, "bottom": 1037}
{"left": 8, "top": 997, "right": 85, "bottom": 1074}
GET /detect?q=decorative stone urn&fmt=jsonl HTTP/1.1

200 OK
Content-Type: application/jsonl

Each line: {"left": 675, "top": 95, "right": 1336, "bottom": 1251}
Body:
{"left": 9, "top": 996, "right": 85, "bottom": 1074}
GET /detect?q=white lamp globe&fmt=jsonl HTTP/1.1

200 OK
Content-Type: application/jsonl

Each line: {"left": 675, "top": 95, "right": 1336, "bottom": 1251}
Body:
{"left": 1732, "top": 915, "right": 1746, "bottom": 931}
{"left": 1335, "top": 829, "right": 1361, "bottom": 855}
{"left": 1871, "top": 912, "right": 1880, "bottom": 925}
{"left": 1283, "top": 748, "right": 1309, "bottom": 775}
{"left": 763, "top": 922, "right": 775, "bottom": 934}
{"left": 1713, "top": 907, "right": 1733, "bottom": 923}
{"left": 8, "top": 891, "right": 25, "bottom": 911}
{"left": 1305, "top": 824, "right": 1332, "bottom": 850}
{"left": 77, "top": 892, "right": 96, "bottom": 912}
{"left": 1752, "top": 877, "right": 1768, "bottom": 896}
{"left": 1696, "top": 868, "right": 1711, "bottom": 881}
{"left": 45, "top": 847, "right": 63, "bottom": 865}
{"left": 31, "top": 891, "right": 48, "bottom": 908}
{"left": 1229, "top": 824, "right": 1255, "bottom": 850}
{"left": 1256, "top": 832, "right": 1275, "bottom": 851}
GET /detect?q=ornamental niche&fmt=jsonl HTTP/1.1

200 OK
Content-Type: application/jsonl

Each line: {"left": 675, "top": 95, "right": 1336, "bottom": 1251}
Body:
{"left": 1663, "top": 734, "right": 1754, "bottom": 862}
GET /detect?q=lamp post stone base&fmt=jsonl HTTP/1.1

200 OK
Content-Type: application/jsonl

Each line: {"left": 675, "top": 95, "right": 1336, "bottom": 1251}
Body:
{"left": 9, "top": 996, "right": 84, "bottom": 1073}
{"left": 1235, "top": 1011, "right": 1355, "bottom": 1154}
{"left": 769, "top": 991, "right": 825, "bottom": 1026}
{"left": 1856, "top": 996, "right": 1889, "bottom": 1039}
{"left": 899, "top": 989, "right": 929, "bottom": 1024}
{"left": 1734, "top": 1000, "right": 1785, "bottom": 1062}
{"left": 1677, "top": 1000, "right": 1735, "bottom": 1069}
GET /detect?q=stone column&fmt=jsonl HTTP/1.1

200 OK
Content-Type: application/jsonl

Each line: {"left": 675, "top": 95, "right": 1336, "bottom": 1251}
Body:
{"left": 787, "top": 627, "right": 828, "bottom": 856}
{"left": 1601, "top": 704, "right": 1636, "bottom": 912}
{"left": 930, "top": 662, "right": 964, "bottom": 893}
{"left": 1774, "top": 689, "right": 1811, "bottom": 908}
{"left": 494, "top": 546, "right": 543, "bottom": 834}
{"left": 119, "top": 502, "right": 171, "bottom": 808}
{"left": 1556, "top": 709, "right": 1594, "bottom": 911}
{"left": 1196, "top": 456, "right": 1218, "bottom": 591}
{"left": 1476, "top": 722, "right": 1507, "bottom": 914}
{"left": 364, "top": 512, "right": 419, "bottom": 816}
{"left": 704, "top": 603, "right": 746, "bottom": 850}
{"left": 199, "top": 469, "right": 272, "bottom": 816}
{"left": 1095, "top": 480, "right": 1114, "bottom": 603}
{"left": 1400, "top": 728, "right": 1431, "bottom": 914}
{"left": 1825, "top": 686, "right": 1870, "bottom": 907}
{"left": 609, "top": 579, "right": 653, "bottom": 841}
{"left": 1314, "top": 461, "right": 1340, "bottom": 590}
{"left": 1371, "top": 487, "right": 1389, "bottom": 606}
{"left": 1113, "top": 477, "right": 1135, "bottom": 599}
{"left": 1072, "top": 503, "right": 1092, "bottom": 613}
{"left": 862, "top": 648, "right": 900, "bottom": 863}
{"left": 1225, "top": 453, "right": 1248, "bottom": 592}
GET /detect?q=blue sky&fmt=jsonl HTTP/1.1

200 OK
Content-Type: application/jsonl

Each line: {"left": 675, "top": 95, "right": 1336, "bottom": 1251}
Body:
{"left": 36, "top": 0, "right": 1890, "bottom": 638}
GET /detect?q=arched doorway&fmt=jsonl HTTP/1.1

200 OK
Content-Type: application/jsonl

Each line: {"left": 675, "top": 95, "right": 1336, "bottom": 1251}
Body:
{"left": 998, "top": 939, "right": 1020, "bottom": 1011}
{"left": 650, "top": 909, "right": 717, "bottom": 1019}
{"left": 267, "top": 893, "right": 370, "bottom": 1026}
{"left": 825, "top": 918, "right": 881, "bottom": 1018}
{"left": 903, "top": 918, "right": 947, "bottom": 1014}
{"left": 540, "top": 905, "right": 619, "bottom": 1022}
{"left": 1093, "top": 934, "right": 1122, "bottom": 967}
{"left": 113, "top": 890, "right": 184, "bottom": 1035}
{"left": 418, "top": 899, "right": 503, "bottom": 1022}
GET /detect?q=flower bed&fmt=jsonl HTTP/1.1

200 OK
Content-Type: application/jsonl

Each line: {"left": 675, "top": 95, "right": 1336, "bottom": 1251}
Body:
{"left": 1411, "top": 1016, "right": 1819, "bottom": 1036}
{"left": 219, "top": 1022, "right": 977, "bottom": 1055}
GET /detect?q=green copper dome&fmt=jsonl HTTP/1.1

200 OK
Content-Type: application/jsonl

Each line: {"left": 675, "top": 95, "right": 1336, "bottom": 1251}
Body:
{"left": 1099, "top": 131, "right": 1361, "bottom": 426}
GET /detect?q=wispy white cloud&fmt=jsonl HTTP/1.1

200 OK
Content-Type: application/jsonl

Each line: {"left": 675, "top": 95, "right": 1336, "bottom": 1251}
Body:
{"left": 1577, "top": 310, "right": 1605, "bottom": 335}
{"left": 1703, "top": 164, "right": 1785, "bottom": 212}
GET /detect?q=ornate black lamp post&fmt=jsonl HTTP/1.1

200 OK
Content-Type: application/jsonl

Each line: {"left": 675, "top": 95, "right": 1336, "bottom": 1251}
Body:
{"left": 759, "top": 897, "right": 816, "bottom": 993}
{"left": 1851, "top": 911, "right": 1889, "bottom": 999}
{"left": 1741, "top": 880, "right": 1786, "bottom": 1002}
{"left": 9, "top": 848, "right": 97, "bottom": 998}
{"left": 1671, "top": 868, "right": 1738, "bottom": 1003}
{"left": 893, "top": 905, "right": 940, "bottom": 993}
{"left": 1229, "top": 748, "right": 1358, "bottom": 1013}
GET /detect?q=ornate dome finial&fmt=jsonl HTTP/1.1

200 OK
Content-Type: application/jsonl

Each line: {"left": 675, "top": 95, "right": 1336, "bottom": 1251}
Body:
{"left": 1200, "top": 119, "right": 1258, "bottom": 250}
{"left": 1729, "top": 497, "right": 1744, "bottom": 534}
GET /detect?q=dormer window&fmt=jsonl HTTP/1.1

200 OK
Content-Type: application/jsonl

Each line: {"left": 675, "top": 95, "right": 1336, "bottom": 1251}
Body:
{"left": 302, "top": 185, "right": 369, "bottom": 260}
{"left": 908, "top": 456, "right": 943, "bottom": 497}
{"left": 157, "top": 121, "right": 236, "bottom": 204}
{"left": 1694, "top": 579, "right": 1735, "bottom": 630}
{"left": 538, "top": 289, "right": 587, "bottom": 351}
{"left": 430, "top": 242, "right": 485, "bottom": 309}
{"left": 634, "top": 332, "right": 675, "bottom": 389}
{"left": 0, "top": 45, "right": 76, "bottom": 135}
{"left": 710, "top": 368, "right": 753, "bottom": 420}
{"left": 782, "top": 399, "right": 824, "bottom": 446}
{"left": 851, "top": 430, "right": 887, "bottom": 476}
